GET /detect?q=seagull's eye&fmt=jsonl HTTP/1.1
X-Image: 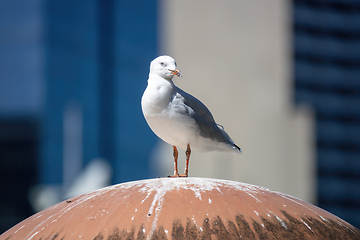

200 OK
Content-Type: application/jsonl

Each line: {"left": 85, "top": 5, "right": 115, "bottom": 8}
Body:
{"left": 160, "top": 62, "right": 166, "bottom": 67}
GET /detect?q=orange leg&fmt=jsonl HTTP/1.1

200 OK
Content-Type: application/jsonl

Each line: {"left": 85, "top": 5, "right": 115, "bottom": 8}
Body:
{"left": 168, "top": 146, "right": 180, "bottom": 177}
{"left": 180, "top": 144, "right": 191, "bottom": 177}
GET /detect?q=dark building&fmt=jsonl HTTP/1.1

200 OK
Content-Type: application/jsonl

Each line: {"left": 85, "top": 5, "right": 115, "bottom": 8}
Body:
{"left": 294, "top": 0, "right": 360, "bottom": 228}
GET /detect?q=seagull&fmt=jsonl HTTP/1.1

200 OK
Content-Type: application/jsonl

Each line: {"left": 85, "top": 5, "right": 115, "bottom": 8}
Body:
{"left": 141, "top": 56, "right": 241, "bottom": 177}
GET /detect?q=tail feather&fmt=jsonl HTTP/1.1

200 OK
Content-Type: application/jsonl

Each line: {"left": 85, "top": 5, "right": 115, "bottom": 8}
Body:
{"left": 233, "top": 144, "right": 242, "bottom": 153}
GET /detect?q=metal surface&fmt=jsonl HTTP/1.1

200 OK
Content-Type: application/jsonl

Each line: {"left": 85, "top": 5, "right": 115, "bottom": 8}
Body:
{"left": 1, "top": 178, "right": 359, "bottom": 239}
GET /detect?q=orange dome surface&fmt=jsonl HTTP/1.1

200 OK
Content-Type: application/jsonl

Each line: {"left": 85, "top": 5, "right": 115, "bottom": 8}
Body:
{"left": 1, "top": 178, "right": 359, "bottom": 239}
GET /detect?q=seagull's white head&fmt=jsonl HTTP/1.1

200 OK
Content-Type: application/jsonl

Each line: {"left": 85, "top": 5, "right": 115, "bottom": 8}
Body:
{"left": 149, "top": 55, "right": 182, "bottom": 80}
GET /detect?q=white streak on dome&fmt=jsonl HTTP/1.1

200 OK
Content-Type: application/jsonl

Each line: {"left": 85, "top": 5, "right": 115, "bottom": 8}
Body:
{"left": 301, "top": 219, "right": 312, "bottom": 231}
{"left": 247, "top": 193, "right": 261, "bottom": 203}
{"left": 14, "top": 224, "right": 25, "bottom": 234}
{"left": 269, "top": 211, "right": 287, "bottom": 229}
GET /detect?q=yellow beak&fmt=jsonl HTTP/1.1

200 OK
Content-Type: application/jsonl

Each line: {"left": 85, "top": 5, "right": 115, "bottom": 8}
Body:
{"left": 169, "top": 69, "right": 182, "bottom": 77}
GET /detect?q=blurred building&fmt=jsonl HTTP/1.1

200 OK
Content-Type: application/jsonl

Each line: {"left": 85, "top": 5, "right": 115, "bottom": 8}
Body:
{"left": 0, "top": 0, "right": 359, "bottom": 234}
{"left": 157, "top": 0, "right": 315, "bottom": 208}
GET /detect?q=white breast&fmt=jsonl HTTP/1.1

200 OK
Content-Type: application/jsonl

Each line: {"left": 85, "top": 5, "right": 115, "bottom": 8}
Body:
{"left": 141, "top": 79, "right": 199, "bottom": 150}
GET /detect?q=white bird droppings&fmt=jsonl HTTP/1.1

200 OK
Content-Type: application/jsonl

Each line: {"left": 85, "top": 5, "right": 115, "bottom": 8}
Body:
{"left": 301, "top": 220, "right": 312, "bottom": 231}
{"left": 273, "top": 213, "right": 287, "bottom": 229}
{"left": 14, "top": 224, "right": 25, "bottom": 234}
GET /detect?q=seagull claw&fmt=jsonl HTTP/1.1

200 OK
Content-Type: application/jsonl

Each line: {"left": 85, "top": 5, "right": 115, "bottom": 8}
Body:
{"left": 167, "top": 173, "right": 187, "bottom": 178}
{"left": 167, "top": 174, "right": 180, "bottom": 178}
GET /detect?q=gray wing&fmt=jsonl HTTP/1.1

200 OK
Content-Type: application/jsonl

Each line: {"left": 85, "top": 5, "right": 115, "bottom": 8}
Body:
{"left": 174, "top": 87, "right": 235, "bottom": 145}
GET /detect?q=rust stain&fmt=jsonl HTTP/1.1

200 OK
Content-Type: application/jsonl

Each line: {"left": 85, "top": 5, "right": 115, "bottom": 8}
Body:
{"left": 6, "top": 213, "right": 359, "bottom": 240}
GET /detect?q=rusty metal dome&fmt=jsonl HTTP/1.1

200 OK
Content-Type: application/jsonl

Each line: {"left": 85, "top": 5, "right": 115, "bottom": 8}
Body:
{"left": 1, "top": 178, "right": 359, "bottom": 239}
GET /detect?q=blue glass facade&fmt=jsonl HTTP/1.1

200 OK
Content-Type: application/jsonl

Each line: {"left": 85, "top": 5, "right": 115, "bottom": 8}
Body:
{"left": 42, "top": 0, "right": 158, "bottom": 184}
{"left": 0, "top": 0, "right": 158, "bottom": 233}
